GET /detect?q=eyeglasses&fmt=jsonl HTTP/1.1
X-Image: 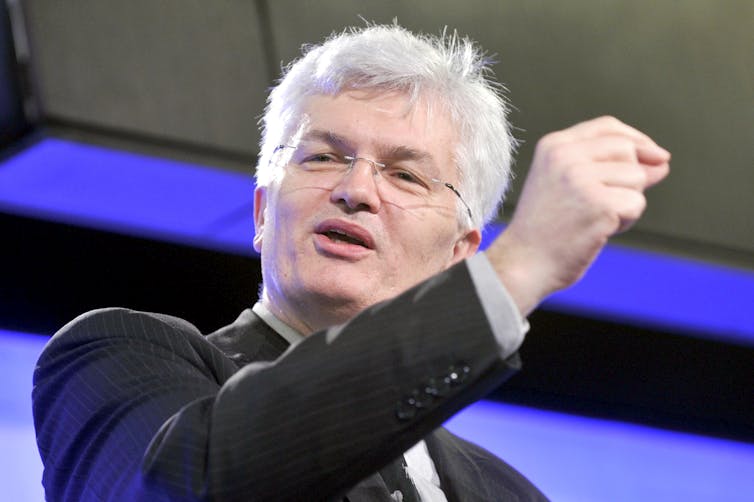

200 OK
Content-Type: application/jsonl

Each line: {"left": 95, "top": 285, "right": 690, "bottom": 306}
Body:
{"left": 272, "top": 144, "right": 473, "bottom": 221}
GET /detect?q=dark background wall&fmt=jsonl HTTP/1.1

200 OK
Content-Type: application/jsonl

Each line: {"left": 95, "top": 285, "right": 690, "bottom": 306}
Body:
{"left": 0, "top": 0, "right": 28, "bottom": 147}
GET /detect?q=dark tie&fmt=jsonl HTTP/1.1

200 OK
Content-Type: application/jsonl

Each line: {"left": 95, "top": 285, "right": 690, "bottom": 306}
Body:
{"left": 378, "top": 455, "right": 420, "bottom": 502}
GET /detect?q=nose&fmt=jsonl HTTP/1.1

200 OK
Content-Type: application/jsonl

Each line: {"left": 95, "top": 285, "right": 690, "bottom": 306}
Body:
{"left": 330, "top": 157, "right": 382, "bottom": 213}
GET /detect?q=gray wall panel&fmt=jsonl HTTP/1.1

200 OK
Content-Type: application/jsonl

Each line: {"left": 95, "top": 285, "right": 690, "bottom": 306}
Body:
{"left": 24, "top": 0, "right": 271, "bottom": 155}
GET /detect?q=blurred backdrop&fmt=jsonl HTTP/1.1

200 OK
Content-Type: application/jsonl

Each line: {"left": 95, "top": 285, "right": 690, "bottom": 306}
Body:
{"left": 1, "top": 1, "right": 753, "bottom": 500}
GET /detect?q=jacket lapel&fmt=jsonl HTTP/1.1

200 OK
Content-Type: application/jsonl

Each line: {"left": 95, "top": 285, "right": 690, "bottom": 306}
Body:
{"left": 426, "top": 428, "right": 548, "bottom": 502}
{"left": 206, "top": 308, "right": 290, "bottom": 365}
{"left": 425, "top": 428, "right": 483, "bottom": 502}
{"left": 341, "top": 472, "right": 395, "bottom": 502}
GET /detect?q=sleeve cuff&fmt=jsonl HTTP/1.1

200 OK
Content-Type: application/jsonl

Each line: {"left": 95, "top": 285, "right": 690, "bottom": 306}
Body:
{"left": 466, "top": 253, "right": 529, "bottom": 358}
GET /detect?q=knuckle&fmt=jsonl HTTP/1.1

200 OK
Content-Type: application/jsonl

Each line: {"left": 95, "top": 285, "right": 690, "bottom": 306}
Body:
{"left": 536, "top": 132, "right": 561, "bottom": 153}
{"left": 622, "top": 191, "right": 647, "bottom": 221}
{"left": 540, "top": 140, "right": 581, "bottom": 171}
{"left": 598, "top": 115, "right": 621, "bottom": 127}
{"left": 545, "top": 146, "right": 571, "bottom": 169}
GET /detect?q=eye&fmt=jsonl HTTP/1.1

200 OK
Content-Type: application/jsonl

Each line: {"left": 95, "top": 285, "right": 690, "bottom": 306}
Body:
{"left": 388, "top": 167, "right": 426, "bottom": 186}
{"left": 305, "top": 153, "right": 339, "bottom": 163}
{"left": 395, "top": 171, "right": 418, "bottom": 182}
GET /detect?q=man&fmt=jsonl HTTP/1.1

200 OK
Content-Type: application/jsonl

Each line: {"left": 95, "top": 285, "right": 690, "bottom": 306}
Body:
{"left": 33, "top": 24, "right": 669, "bottom": 501}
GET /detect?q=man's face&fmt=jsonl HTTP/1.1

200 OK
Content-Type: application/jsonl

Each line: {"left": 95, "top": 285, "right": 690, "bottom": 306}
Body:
{"left": 254, "top": 90, "right": 481, "bottom": 334}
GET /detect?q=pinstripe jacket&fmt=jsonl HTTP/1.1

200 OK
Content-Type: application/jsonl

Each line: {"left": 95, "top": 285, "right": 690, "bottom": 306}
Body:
{"left": 33, "top": 261, "right": 547, "bottom": 501}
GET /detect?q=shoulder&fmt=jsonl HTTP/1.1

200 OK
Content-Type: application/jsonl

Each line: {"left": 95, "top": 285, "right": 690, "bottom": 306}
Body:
{"left": 32, "top": 309, "right": 237, "bottom": 501}
{"left": 35, "top": 307, "right": 236, "bottom": 384}
{"left": 42, "top": 307, "right": 203, "bottom": 353}
{"left": 58, "top": 306, "right": 202, "bottom": 337}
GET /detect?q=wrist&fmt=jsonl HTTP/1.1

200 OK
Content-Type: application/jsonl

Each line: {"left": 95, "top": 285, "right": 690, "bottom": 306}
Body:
{"left": 485, "top": 229, "right": 559, "bottom": 317}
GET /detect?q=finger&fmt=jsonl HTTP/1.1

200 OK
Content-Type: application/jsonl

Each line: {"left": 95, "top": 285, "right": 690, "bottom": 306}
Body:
{"left": 549, "top": 116, "right": 671, "bottom": 161}
{"left": 542, "top": 130, "right": 669, "bottom": 167}
{"left": 636, "top": 143, "right": 672, "bottom": 166}
{"left": 580, "top": 135, "right": 638, "bottom": 163}
{"left": 537, "top": 136, "right": 637, "bottom": 170}
{"left": 599, "top": 186, "right": 647, "bottom": 234}
{"left": 560, "top": 116, "right": 654, "bottom": 145}
{"left": 643, "top": 161, "right": 670, "bottom": 188}
{"left": 587, "top": 161, "right": 648, "bottom": 190}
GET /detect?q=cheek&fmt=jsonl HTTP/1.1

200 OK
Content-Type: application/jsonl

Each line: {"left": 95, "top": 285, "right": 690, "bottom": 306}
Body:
{"left": 392, "top": 221, "right": 458, "bottom": 271}
{"left": 263, "top": 189, "right": 318, "bottom": 267}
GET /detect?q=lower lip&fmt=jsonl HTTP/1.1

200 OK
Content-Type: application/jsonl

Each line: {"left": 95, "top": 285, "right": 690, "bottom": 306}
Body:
{"left": 313, "top": 233, "right": 373, "bottom": 260}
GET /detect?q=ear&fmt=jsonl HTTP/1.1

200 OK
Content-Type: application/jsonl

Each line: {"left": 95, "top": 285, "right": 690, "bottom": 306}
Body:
{"left": 253, "top": 186, "right": 268, "bottom": 253}
{"left": 449, "top": 228, "right": 481, "bottom": 266}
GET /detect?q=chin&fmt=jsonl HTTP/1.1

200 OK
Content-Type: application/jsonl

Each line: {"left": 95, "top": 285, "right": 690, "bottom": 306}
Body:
{"left": 312, "top": 284, "right": 374, "bottom": 307}
{"left": 309, "top": 279, "right": 387, "bottom": 310}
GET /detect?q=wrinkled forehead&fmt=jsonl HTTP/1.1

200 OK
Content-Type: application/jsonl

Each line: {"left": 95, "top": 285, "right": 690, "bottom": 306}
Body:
{"left": 283, "top": 88, "right": 456, "bottom": 144}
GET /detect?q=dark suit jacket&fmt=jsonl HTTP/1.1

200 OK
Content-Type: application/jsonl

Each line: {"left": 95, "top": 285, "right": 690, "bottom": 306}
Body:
{"left": 33, "top": 261, "right": 547, "bottom": 501}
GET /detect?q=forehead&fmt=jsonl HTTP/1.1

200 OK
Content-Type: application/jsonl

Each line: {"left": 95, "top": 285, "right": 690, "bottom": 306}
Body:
{"left": 295, "top": 90, "right": 458, "bottom": 170}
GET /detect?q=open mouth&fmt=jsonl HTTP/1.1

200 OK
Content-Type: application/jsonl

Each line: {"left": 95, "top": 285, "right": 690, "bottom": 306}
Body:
{"left": 323, "top": 229, "right": 368, "bottom": 247}
{"left": 315, "top": 220, "right": 375, "bottom": 250}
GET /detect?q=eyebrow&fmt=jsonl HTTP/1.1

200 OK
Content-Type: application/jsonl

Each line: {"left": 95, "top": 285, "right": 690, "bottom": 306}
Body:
{"left": 300, "top": 129, "right": 351, "bottom": 149}
{"left": 300, "top": 129, "right": 438, "bottom": 171}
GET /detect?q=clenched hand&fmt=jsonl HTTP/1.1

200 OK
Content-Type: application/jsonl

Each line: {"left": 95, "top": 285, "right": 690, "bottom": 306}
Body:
{"left": 487, "top": 116, "right": 671, "bottom": 316}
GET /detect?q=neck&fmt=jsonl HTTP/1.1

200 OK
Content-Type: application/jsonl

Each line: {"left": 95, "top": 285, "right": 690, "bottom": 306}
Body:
{"left": 260, "top": 294, "right": 315, "bottom": 336}
{"left": 260, "top": 287, "right": 370, "bottom": 336}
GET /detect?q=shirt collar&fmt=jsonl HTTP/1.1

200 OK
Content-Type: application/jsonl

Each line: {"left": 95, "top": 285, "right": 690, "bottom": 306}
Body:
{"left": 252, "top": 302, "right": 306, "bottom": 347}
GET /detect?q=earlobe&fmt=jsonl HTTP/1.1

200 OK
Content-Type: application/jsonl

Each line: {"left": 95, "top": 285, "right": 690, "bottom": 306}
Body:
{"left": 450, "top": 228, "right": 482, "bottom": 265}
{"left": 253, "top": 186, "right": 267, "bottom": 253}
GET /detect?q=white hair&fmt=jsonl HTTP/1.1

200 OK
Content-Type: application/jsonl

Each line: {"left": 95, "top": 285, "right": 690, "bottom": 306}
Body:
{"left": 255, "top": 24, "right": 516, "bottom": 228}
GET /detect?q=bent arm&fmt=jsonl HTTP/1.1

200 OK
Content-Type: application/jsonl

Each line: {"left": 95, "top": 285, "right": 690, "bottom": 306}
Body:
{"left": 33, "top": 261, "right": 520, "bottom": 501}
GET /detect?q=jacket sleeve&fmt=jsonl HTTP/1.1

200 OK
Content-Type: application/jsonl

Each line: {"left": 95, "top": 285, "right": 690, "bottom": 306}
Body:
{"left": 32, "top": 260, "right": 522, "bottom": 501}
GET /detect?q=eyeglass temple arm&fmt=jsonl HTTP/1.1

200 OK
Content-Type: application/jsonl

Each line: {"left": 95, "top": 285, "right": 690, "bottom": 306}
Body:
{"left": 443, "top": 182, "right": 473, "bottom": 220}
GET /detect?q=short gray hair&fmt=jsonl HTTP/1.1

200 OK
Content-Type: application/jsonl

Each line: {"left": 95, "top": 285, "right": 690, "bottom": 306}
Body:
{"left": 255, "top": 23, "right": 516, "bottom": 228}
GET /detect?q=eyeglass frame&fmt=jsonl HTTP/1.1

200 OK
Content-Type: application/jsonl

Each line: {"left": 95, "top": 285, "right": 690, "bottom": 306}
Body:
{"left": 271, "top": 144, "right": 474, "bottom": 222}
